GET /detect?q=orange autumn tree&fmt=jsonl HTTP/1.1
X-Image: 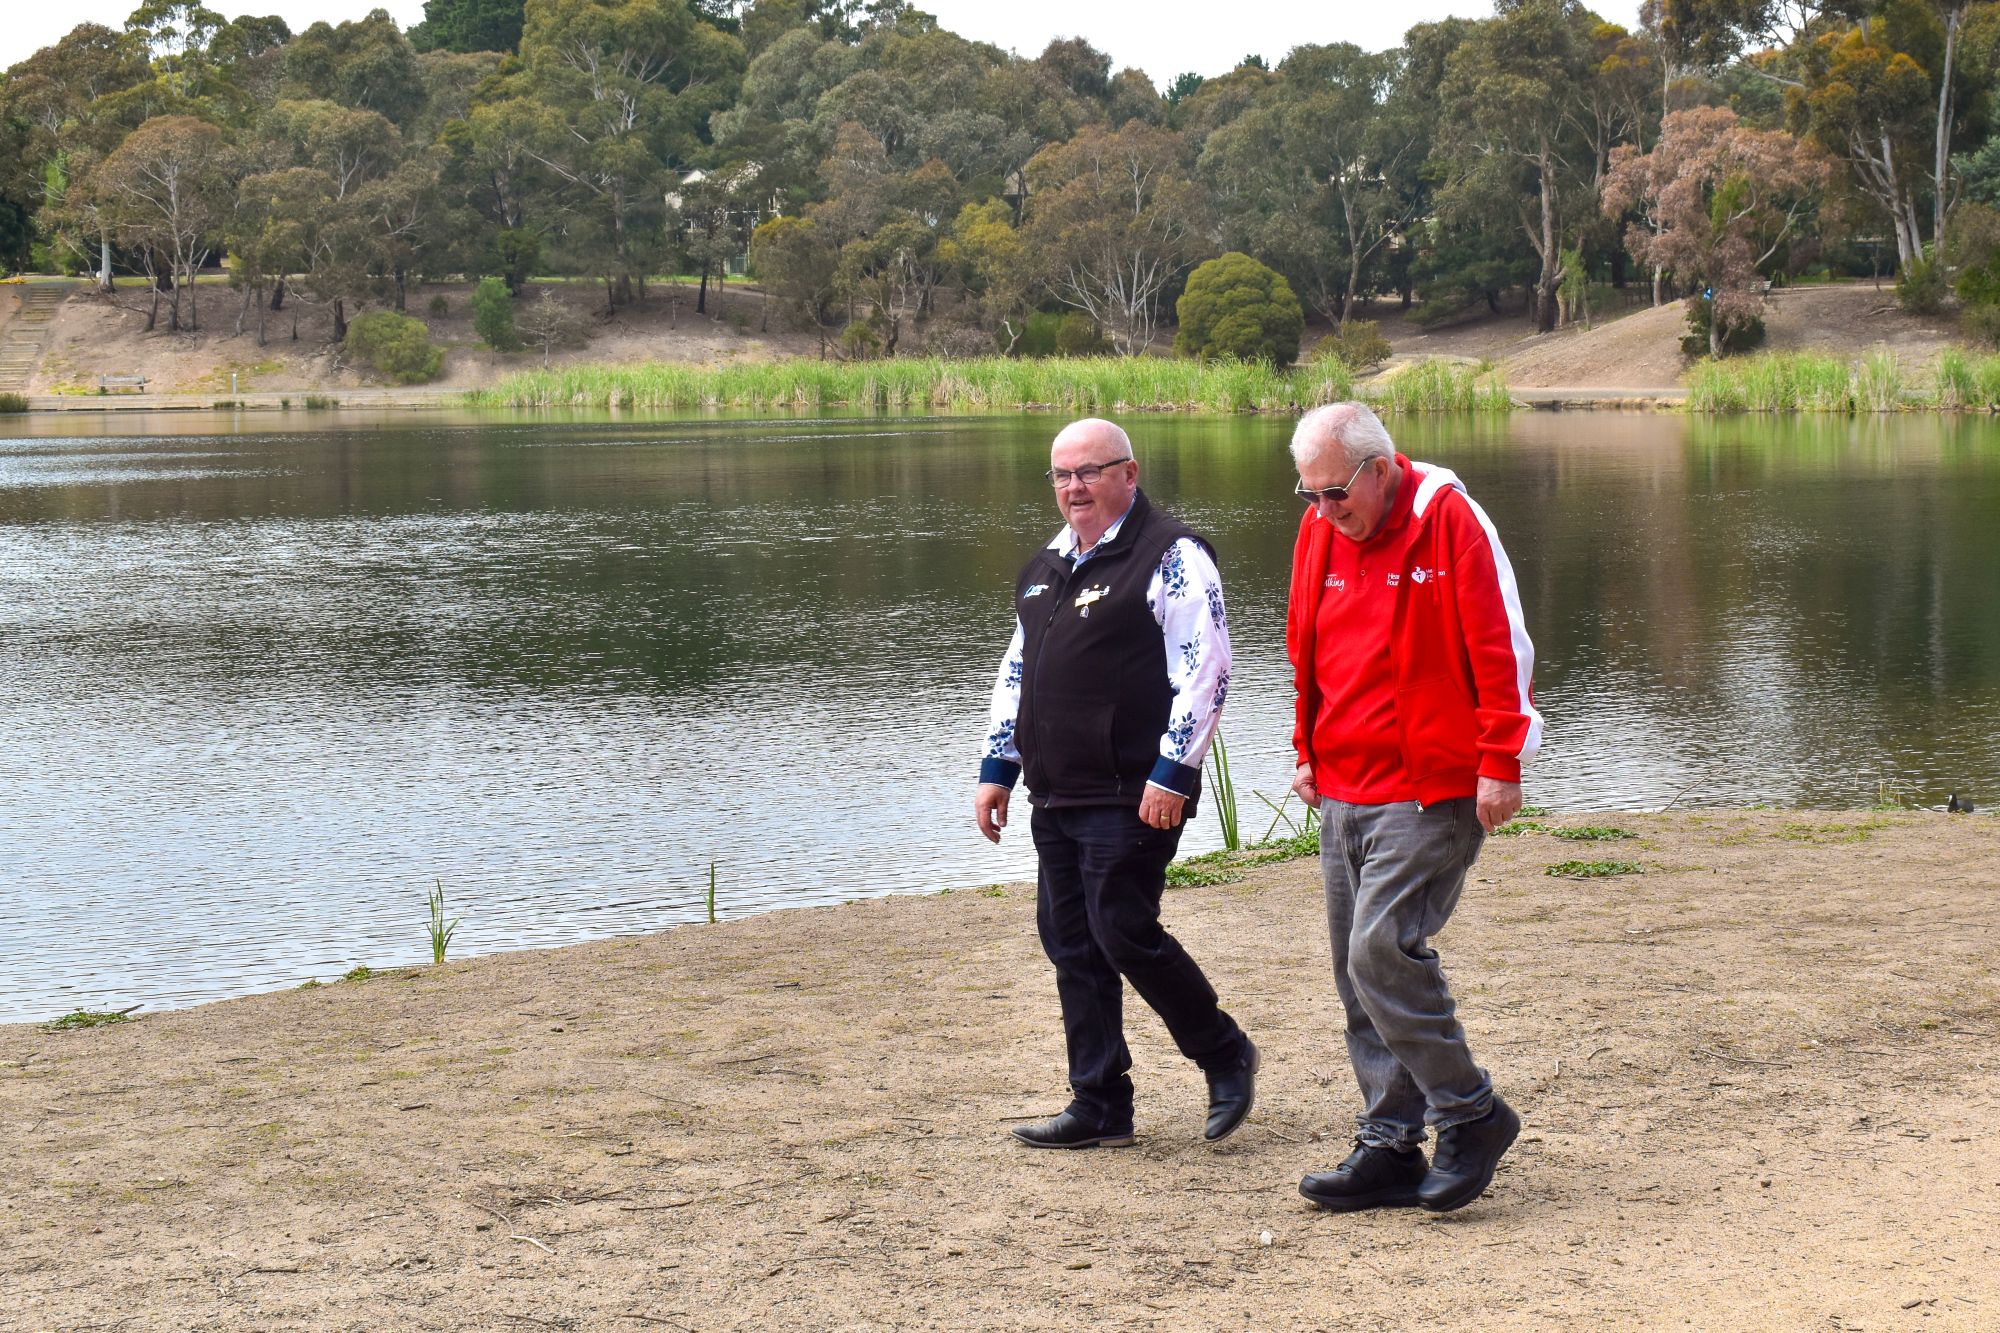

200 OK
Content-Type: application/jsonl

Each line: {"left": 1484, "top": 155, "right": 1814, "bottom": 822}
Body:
{"left": 1604, "top": 105, "right": 1834, "bottom": 360}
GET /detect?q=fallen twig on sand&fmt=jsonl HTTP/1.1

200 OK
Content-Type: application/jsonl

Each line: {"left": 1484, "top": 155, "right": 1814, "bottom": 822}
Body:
{"left": 509, "top": 1234, "right": 554, "bottom": 1254}
{"left": 1698, "top": 1047, "right": 1792, "bottom": 1068}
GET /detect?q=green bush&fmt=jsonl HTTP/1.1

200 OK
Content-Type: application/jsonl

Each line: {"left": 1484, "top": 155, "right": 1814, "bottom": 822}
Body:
{"left": 427, "top": 293, "right": 449, "bottom": 317}
{"left": 1053, "top": 312, "right": 1109, "bottom": 357}
{"left": 1175, "top": 251, "right": 1305, "bottom": 365}
{"left": 0, "top": 391, "right": 28, "bottom": 413}
{"left": 1897, "top": 246, "right": 1947, "bottom": 314}
{"left": 1964, "top": 303, "right": 2000, "bottom": 348}
{"left": 472, "top": 277, "right": 519, "bottom": 351}
{"left": 1317, "top": 320, "right": 1393, "bottom": 370}
{"left": 1681, "top": 294, "right": 1765, "bottom": 358}
{"left": 343, "top": 311, "right": 444, "bottom": 385}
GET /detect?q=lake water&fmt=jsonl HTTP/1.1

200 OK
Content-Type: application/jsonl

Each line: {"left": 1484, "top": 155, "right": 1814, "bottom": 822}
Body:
{"left": 3, "top": 409, "right": 1997, "bottom": 1022}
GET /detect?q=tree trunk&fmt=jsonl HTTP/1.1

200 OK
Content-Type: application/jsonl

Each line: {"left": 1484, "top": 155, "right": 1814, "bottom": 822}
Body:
{"left": 332, "top": 297, "right": 347, "bottom": 344}
{"left": 98, "top": 235, "right": 113, "bottom": 294}
{"left": 697, "top": 268, "right": 709, "bottom": 314}
{"left": 236, "top": 282, "right": 254, "bottom": 337}
{"left": 271, "top": 277, "right": 286, "bottom": 311}
{"left": 1935, "top": 7, "right": 1962, "bottom": 252}
{"left": 394, "top": 268, "right": 407, "bottom": 313}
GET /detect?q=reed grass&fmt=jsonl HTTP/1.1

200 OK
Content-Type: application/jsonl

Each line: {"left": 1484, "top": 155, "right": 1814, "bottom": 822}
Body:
{"left": 1205, "top": 733, "right": 1240, "bottom": 851}
{"left": 0, "top": 392, "right": 29, "bottom": 414}
{"left": 426, "top": 877, "right": 460, "bottom": 965}
{"left": 706, "top": 861, "right": 717, "bottom": 924}
{"left": 1687, "top": 349, "right": 2000, "bottom": 412}
{"left": 466, "top": 356, "right": 1511, "bottom": 415}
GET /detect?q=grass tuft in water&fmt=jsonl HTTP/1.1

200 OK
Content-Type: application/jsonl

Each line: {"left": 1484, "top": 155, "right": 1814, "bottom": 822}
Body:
{"left": 0, "top": 392, "right": 29, "bottom": 414}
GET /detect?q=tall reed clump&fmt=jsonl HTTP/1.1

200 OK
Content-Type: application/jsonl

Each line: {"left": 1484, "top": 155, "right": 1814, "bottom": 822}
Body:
{"left": 1932, "top": 349, "right": 2000, "bottom": 409}
{"left": 465, "top": 355, "right": 1501, "bottom": 416}
{"left": 1205, "top": 732, "right": 1240, "bottom": 852}
{"left": 1855, "top": 349, "right": 1905, "bottom": 411}
{"left": 426, "top": 877, "right": 459, "bottom": 964}
{"left": 0, "top": 391, "right": 29, "bottom": 414}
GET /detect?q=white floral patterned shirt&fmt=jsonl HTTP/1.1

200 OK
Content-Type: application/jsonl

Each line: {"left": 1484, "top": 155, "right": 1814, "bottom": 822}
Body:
{"left": 978, "top": 508, "right": 1232, "bottom": 799}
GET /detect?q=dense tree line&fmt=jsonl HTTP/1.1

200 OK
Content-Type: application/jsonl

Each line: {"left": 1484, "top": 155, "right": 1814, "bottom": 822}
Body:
{"left": 5, "top": 0, "right": 2000, "bottom": 359}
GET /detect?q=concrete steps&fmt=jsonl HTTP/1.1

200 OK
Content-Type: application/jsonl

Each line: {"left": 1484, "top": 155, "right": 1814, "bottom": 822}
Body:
{"left": 0, "top": 283, "right": 75, "bottom": 391}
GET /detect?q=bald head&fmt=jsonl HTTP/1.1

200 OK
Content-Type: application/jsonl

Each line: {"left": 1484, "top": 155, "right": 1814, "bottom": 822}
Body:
{"left": 1049, "top": 417, "right": 1139, "bottom": 551}
{"left": 1052, "top": 417, "right": 1134, "bottom": 460}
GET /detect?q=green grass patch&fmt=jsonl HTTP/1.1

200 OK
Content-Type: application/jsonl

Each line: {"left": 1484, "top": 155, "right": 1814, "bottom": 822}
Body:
{"left": 0, "top": 392, "right": 28, "bottom": 414}
{"left": 467, "top": 355, "right": 1510, "bottom": 415}
{"left": 302, "top": 395, "right": 338, "bottom": 410}
{"left": 1166, "top": 823, "right": 1321, "bottom": 888}
{"left": 1492, "top": 819, "right": 1549, "bottom": 836}
{"left": 1545, "top": 859, "right": 1646, "bottom": 879}
{"left": 1687, "top": 349, "right": 2000, "bottom": 412}
{"left": 1773, "top": 819, "right": 1888, "bottom": 844}
{"left": 341, "top": 965, "right": 378, "bottom": 982}
{"left": 1550, "top": 825, "right": 1636, "bottom": 841}
{"left": 41, "top": 1008, "right": 137, "bottom": 1031}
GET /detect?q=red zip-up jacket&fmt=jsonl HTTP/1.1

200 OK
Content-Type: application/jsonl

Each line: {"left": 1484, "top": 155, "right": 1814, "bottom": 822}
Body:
{"left": 1287, "top": 456, "right": 1543, "bottom": 806}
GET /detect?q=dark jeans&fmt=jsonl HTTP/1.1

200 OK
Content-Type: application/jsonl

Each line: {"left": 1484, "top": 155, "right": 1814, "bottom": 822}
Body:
{"left": 1030, "top": 802, "right": 1249, "bottom": 1130}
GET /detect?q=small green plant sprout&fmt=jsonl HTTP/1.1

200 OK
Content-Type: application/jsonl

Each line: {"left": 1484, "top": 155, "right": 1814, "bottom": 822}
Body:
{"left": 342, "top": 964, "right": 377, "bottom": 982}
{"left": 1546, "top": 859, "right": 1646, "bottom": 879}
{"left": 40, "top": 1005, "right": 140, "bottom": 1032}
{"left": 1551, "top": 825, "right": 1635, "bottom": 841}
{"left": 706, "top": 861, "right": 718, "bottom": 924}
{"left": 426, "top": 877, "right": 460, "bottom": 964}
{"left": 1253, "top": 787, "right": 1320, "bottom": 844}
{"left": 1205, "top": 732, "right": 1241, "bottom": 851}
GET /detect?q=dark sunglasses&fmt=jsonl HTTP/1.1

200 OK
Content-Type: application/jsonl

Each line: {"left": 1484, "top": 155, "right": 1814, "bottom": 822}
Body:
{"left": 1294, "top": 457, "right": 1374, "bottom": 505}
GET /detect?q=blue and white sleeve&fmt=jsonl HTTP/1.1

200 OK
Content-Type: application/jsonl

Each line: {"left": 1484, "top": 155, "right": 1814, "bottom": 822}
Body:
{"left": 1147, "top": 538, "right": 1232, "bottom": 798}
{"left": 978, "top": 618, "right": 1026, "bottom": 789}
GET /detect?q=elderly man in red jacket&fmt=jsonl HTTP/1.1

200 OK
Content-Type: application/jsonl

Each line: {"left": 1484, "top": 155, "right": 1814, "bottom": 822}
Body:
{"left": 1285, "top": 401, "right": 1542, "bottom": 1215}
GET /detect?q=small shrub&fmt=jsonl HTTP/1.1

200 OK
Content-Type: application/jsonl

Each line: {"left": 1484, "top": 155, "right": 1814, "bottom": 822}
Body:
{"left": 1896, "top": 246, "right": 1947, "bottom": 315}
{"left": 1682, "top": 294, "right": 1765, "bottom": 358}
{"left": 1175, "top": 251, "right": 1305, "bottom": 365}
{"left": 1317, "top": 320, "right": 1393, "bottom": 370}
{"left": 1963, "top": 303, "right": 2000, "bottom": 349}
{"left": 1053, "top": 312, "right": 1109, "bottom": 357}
{"left": 837, "top": 318, "right": 883, "bottom": 360}
{"left": 344, "top": 311, "right": 444, "bottom": 385}
{"left": 427, "top": 293, "right": 450, "bottom": 317}
{"left": 471, "top": 277, "right": 519, "bottom": 351}
{"left": 0, "top": 391, "right": 27, "bottom": 413}
{"left": 1017, "top": 310, "right": 1063, "bottom": 357}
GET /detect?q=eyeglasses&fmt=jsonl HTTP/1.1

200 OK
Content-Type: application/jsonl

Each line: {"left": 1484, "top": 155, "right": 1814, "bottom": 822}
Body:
{"left": 1045, "top": 457, "right": 1133, "bottom": 487}
{"left": 1295, "top": 458, "right": 1374, "bottom": 505}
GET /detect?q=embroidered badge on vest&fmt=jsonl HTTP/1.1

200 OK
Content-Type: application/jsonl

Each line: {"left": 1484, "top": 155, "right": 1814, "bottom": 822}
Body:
{"left": 1073, "top": 585, "right": 1110, "bottom": 617}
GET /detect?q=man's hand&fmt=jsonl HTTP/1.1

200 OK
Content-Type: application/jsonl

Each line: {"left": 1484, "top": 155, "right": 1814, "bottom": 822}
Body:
{"left": 974, "top": 783, "right": 1011, "bottom": 843}
{"left": 1475, "top": 777, "right": 1523, "bottom": 834}
{"left": 1290, "top": 762, "right": 1320, "bottom": 810}
{"left": 1138, "top": 785, "right": 1187, "bottom": 830}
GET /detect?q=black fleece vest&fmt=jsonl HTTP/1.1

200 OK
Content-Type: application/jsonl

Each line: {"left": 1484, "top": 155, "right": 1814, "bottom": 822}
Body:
{"left": 1015, "top": 489, "right": 1210, "bottom": 807}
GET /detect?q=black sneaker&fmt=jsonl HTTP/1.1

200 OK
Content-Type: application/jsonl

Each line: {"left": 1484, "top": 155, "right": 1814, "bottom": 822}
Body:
{"left": 1010, "top": 1110, "right": 1136, "bottom": 1149}
{"left": 1417, "top": 1096, "right": 1521, "bottom": 1212}
{"left": 1299, "top": 1140, "right": 1428, "bottom": 1212}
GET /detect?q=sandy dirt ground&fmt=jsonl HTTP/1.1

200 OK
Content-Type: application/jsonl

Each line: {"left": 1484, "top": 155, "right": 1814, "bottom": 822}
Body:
{"left": 24, "top": 279, "right": 819, "bottom": 397}
{"left": 4, "top": 810, "right": 1996, "bottom": 1331}
{"left": 1357, "top": 283, "right": 1967, "bottom": 390}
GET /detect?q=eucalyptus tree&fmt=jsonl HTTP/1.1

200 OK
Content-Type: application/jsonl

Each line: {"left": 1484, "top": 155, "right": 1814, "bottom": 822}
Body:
{"left": 1023, "top": 120, "right": 1209, "bottom": 354}
{"left": 1201, "top": 42, "right": 1423, "bottom": 329}
{"left": 282, "top": 10, "right": 429, "bottom": 129}
{"left": 516, "top": 0, "right": 745, "bottom": 306}
{"left": 87, "top": 114, "right": 236, "bottom": 330}
{"left": 1434, "top": 0, "right": 1599, "bottom": 332}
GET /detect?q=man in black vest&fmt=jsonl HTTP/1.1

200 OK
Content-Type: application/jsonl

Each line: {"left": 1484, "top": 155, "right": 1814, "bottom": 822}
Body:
{"left": 975, "top": 417, "right": 1258, "bottom": 1149}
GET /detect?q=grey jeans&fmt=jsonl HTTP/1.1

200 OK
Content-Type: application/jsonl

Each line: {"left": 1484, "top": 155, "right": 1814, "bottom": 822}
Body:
{"left": 1320, "top": 796, "right": 1492, "bottom": 1150}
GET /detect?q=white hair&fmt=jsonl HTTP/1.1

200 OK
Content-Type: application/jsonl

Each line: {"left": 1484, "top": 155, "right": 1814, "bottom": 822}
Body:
{"left": 1052, "top": 417, "right": 1135, "bottom": 461}
{"left": 1290, "top": 402, "right": 1393, "bottom": 470}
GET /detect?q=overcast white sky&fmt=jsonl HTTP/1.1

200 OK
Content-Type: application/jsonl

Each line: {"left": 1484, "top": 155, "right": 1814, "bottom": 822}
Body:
{"left": 3, "top": 1, "right": 1644, "bottom": 83}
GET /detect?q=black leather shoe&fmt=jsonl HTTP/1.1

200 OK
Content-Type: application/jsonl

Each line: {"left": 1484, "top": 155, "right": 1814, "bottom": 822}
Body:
{"left": 1299, "top": 1140, "right": 1428, "bottom": 1212}
{"left": 1010, "top": 1110, "right": 1136, "bottom": 1150}
{"left": 1417, "top": 1096, "right": 1521, "bottom": 1212}
{"left": 1203, "top": 1041, "right": 1259, "bottom": 1142}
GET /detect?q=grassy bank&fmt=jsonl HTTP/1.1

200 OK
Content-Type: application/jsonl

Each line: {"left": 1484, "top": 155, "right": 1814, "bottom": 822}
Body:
{"left": 465, "top": 355, "right": 1513, "bottom": 414}
{"left": 1687, "top": 349, "right": 2000, "bottom": 412}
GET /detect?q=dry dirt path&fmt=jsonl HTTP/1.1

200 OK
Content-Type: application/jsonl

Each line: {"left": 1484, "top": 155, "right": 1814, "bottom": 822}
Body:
{"left": 4, "top": 811, "right": 1997, "bottom": 1331}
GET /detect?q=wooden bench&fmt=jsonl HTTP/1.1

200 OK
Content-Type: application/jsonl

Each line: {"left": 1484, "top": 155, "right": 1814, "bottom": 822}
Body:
{"left": 97, "top": 374, "right": 147, "bottom": 394}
